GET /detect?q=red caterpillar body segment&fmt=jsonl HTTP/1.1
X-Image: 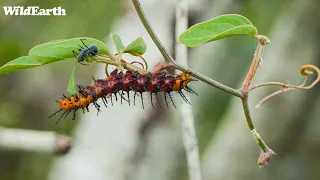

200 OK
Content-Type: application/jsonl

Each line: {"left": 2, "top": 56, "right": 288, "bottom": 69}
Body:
{"left": 50, "top": 70, "right": 196, "bottom": 124}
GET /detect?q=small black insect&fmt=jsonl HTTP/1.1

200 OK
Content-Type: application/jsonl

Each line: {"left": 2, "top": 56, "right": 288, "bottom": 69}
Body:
{"left": 72, "top": 39, "right": 99, "bottom": 65}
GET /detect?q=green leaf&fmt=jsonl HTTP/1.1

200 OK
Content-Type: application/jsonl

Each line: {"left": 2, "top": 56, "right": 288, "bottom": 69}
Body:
{"left": 123, "top": 37, "right": 147, "bottom": 56}
{"left": 67, "top": 64, "right": 77, "bottom": 95}
{"left": 0, "top": 56, "right": 41, "bottom": 75}
{"left": 110, "top": 33, "right": 125, "bottom": 53}
{"left": 29, "top": 37, "right": 112, "bottom": 64}
{"left": 179, "top": 14, "right": 258, "bottom": 47}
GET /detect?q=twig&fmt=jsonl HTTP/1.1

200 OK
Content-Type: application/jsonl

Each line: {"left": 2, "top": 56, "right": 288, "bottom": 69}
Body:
{"left": 131, "top": 0, "right": 242, "bottom": 98}
{"left": 175, "top": 0, "right": 201, "bottom": 179}
{"left": 0, "top": 127, "right": 72, "bottom": 155}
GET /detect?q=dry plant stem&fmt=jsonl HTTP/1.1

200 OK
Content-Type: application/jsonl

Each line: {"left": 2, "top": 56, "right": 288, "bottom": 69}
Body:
{"left": 0, "top": 127, "right": 71, "bottom": 155}
{"left": 176, "top": 0, "right": 201, "bottom": 179}
{"left": 131, "top": 0, "right": 242, "bottom": 98}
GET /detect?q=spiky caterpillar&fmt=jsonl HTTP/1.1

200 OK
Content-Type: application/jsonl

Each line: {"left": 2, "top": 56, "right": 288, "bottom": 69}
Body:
{"left": 49, "top": 69, "right": 196, "bottom": 124}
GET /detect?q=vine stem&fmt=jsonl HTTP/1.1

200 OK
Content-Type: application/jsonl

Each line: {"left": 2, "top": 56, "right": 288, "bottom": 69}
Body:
{"left": 240, "top": 35, "right": 275, "bottom": 166}
{"left": 131, "top": 0, "right": 242, "bottom": 98}
{"left": 241, "top": 35, "right": 270, "bottom": 97}
{"left": 176, "top": 0, "right": 201, "bottom": 179}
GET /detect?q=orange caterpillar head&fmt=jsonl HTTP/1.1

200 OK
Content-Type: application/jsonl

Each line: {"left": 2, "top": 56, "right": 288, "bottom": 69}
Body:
{"left": 58, "top": 94, "right": 94, "bottom": 110}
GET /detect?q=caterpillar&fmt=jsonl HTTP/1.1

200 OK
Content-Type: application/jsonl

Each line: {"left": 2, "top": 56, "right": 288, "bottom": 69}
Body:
{"left": 49, "top": 69, "right": 197, "bottom": 124}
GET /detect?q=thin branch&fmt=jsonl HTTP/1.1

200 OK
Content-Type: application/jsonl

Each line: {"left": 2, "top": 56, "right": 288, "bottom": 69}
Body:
{"left": 0, "top": 127, "right": 72, "bottom": 155}
{"left": 240, "top": 35, "right": 275, "bottom": 166}
{"left": 176, "top": 0, "right": 201, "bottom": 179}
{"left": 131, "top": 0, "right": 242, "bottom": 98}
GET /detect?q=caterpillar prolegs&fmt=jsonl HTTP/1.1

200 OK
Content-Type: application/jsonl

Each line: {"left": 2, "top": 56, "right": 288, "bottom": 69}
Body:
{"left": 49, "top": 69, "right": 197, "bottom": 124}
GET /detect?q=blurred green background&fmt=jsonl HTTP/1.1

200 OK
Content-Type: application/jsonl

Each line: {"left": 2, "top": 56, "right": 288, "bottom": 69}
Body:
{"left": 0, "top": 0, "right": 120, "bottom": 179}
{"left": 0, "top": 0, "right": 319, "bottom": 180}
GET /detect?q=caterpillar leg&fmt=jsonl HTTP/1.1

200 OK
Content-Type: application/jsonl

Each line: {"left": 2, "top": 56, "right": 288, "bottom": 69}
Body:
{"left": 72, "top": 108, "right": 78, "bottom": 120}
{"left": 127, "top": 91, "right": 131, "bottom": 106}
{"left": 102, "top": 96, "right": 108, "bottom": 107}
{"left": 92, "top": 76, "right": 97, "bottom": 82}
{"left": 114, "top": 92, "right": 118, "bottom": 102}
{"left": 119, "top": 91, "right": 129, "bottom": 104}
{"left": 48, "top": 109, "right": 63, "bottom": 118}
{"left": 55, "top": 110, "right": 71, "bottom": 125}
{"left": 140, "top": 92, "right": 144, "bottom": 109}
{"left": 109, "top": 94, "right": 114, "bottom": 106}
{"left": 168, "top": 93, "right": 177, "bottom": 109}
{"left": 92, "top": 101, "right": 101, "bottom": 115}
{"left": 133, "top": 92, "right": 137, "bottom": 106}
{"left": 185, "top": 86, "right": 198, "bottom": 96}
{"left": 178, "top": 91, "right": 191, "bottom": 105}
{"left": 120, "top": 91, "right": 123, "bottom": 105}
{"left": 155, "top": 93, "right": 163, "bottom": 108}
{"left": 149, "top": 93, "right": 154, "bottom": 108}
{"left": 164, "top": 93, "right": 169, "bottom": 108}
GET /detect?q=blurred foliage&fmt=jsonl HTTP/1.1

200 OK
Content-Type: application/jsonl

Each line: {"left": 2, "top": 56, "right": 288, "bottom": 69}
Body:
{"left": 0, "top": 0, "right": 119, "bottom": 179}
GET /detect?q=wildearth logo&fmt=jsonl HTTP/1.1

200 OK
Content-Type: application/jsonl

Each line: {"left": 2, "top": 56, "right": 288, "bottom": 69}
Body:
{"left": 3, "top": 6, "right": 66, "bottom": 16}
